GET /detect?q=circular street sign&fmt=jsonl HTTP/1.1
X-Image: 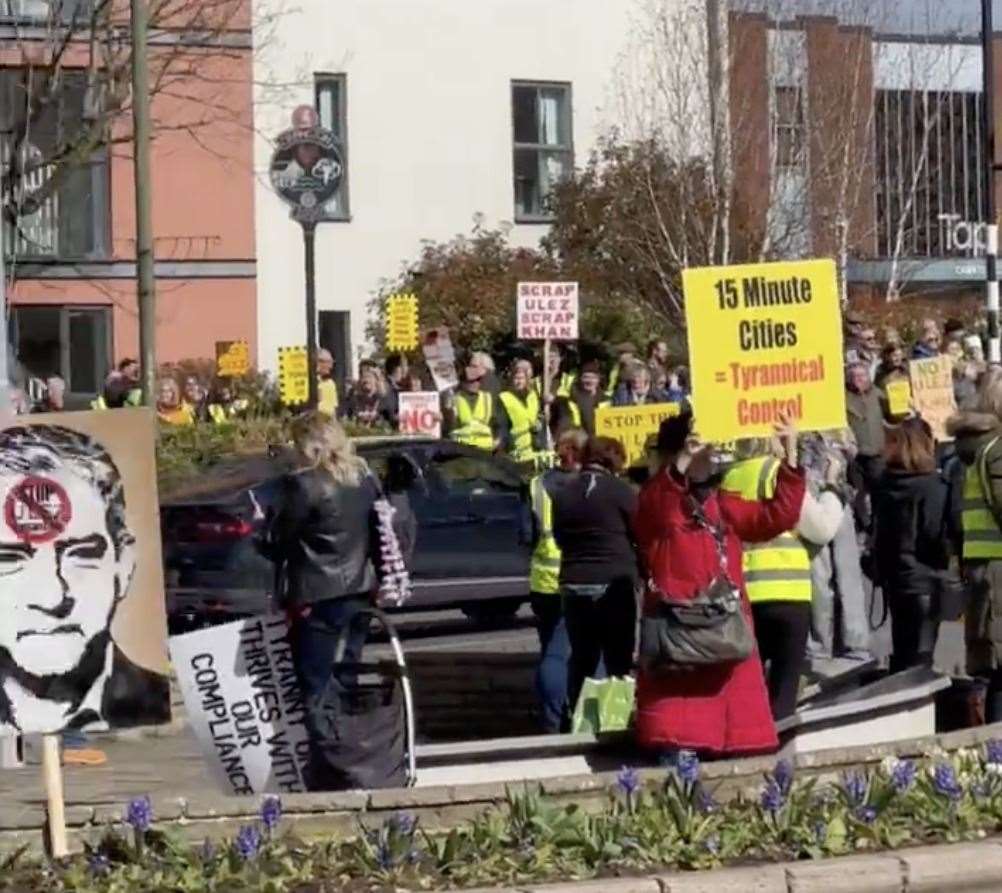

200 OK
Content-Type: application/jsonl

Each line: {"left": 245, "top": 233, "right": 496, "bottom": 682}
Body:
{"left": 269, "top": 112, "right": 344, "bottom": 224}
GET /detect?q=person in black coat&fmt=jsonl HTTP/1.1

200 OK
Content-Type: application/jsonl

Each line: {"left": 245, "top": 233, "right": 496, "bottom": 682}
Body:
{"left": 872, "top": 418, "right": 950, "bottom": 673}
{"left": 551, "top": 436, "right": 640, "bottom": 710}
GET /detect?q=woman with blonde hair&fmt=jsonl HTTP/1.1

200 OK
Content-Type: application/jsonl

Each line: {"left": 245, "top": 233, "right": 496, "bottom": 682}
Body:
{"left": 262, "top": 411, "right": 383, "bottom": 789}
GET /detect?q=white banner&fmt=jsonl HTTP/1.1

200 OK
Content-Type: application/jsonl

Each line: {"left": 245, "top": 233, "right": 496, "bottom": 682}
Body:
{"left": 169, "top": 615, "right": 310, "bottom": 795}
{"left": 421, "top": 327, "right": 459, "bottom": 393}
{"left": 399, "top": 392, "right": 442, "bottom": 437}
{"left": 517, "top": 282, "right": 579, "bottom": 341}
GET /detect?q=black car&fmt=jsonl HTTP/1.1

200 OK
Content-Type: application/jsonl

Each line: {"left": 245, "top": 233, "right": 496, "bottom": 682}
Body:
{"left": 161, "top": 437, "right": 532, "bottom": 632}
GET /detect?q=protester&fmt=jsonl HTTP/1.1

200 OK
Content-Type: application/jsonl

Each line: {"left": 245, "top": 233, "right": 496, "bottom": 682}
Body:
{"left": 647, "top": 339, "right": 670, "bottom": 377}
{"left": 339, "top": 366, "right": 393, "bottom": 428}
{"left": 500, "top": 359, "right": 547, "bottom": 464}
{"left": 261, "top": 413, "right": 384, "bottom": 790}
{"left": 722, "top": 436, "right": 844, "bottom": 720}
{"left": 552, "top": 360, "right": 607, "bottom": 436}
{"left": 912, "top": 318, "right": 942, "bottom": 359}
{"left": 944, "top": 317, "right": 966, "bottom": 344}
{"left": 317, "top": 348, "right": 339, "bottom": 417}
{"left": 843, "top": 311, "right": 867, "bottom": 363}
{"left": 100, "top": 358, "right": 142, "bottom": 409}
{"left": 207, "top": 382, "right": 247, "bottom": 424}
{"left": 442, "top": 356, "right": 504, "bottom": 451}
{"left": 665, "top": 365, "right": 690, "bottom": 402}
{"left": 872, "top": 418, "right": 950, "bottom": 672}
{"left": 552, "top": 436, "right": 639, "bottom": 712}
{"left": 612, "top": 364, "right": 661, "bottom": 407}
{"left": 536, "top": 345, "right": 575, "bottom": 400}
{"left": 948, "top": 371, "right": 1002, "bottom": 721}
{"left": 471, "top": 350, "right": 501, "bottom": 396}
{"left": 634, "top": 410, "right": 805, "bottom": 755}
{"left": 845, "top": 361, "right": 885, "bottom": 526}
{"left": 34, "top": 376, "right": 66, "bottom": 412}
{"left": 856, "top": 327, "right": 881, "bottom": 380}
{"left": 529, "top": 428, "right": 588, "bottom": 733}
{"left": 384, "top": 353, "right": 409, "bottom": 424}
{"left": 874, "top": 343, "right": 908, "bottom": 390}
{"left": 801, "top": 430, "right": 872, "bottom": 663}
{"left": 156, "top": 378, "right": 194, "bottom": 425}
{"left": 182, "top": 375, "right": 209, "bottom": 422}
{"left": 606, "top": 342, "right": 637, "bottom": 398}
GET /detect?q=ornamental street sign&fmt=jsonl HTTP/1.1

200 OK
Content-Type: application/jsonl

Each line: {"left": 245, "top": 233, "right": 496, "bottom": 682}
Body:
{"left": 269, "top": 106, "right": 344, "bottom": 224}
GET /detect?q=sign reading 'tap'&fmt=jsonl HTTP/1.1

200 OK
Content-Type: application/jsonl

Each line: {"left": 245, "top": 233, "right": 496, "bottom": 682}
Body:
{"left": 517, "top": 282, "right": 579, "bottom": 341}
{"left": 683, "top": 259, "right": 846, "bottom": 443}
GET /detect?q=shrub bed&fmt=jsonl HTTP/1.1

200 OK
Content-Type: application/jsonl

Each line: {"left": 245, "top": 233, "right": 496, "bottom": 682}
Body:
{"left": 8, "top": 742, "right": 1002, "bottom": 891}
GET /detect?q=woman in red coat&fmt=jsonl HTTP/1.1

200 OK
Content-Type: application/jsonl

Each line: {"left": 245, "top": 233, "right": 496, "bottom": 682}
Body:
{"left": 634, "top": 411, "right": 806, "bottom": 756}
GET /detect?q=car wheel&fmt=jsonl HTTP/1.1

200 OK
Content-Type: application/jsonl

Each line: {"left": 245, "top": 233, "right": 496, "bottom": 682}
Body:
{"left": 461, "top": 598, "right": 525, "bottom": 624}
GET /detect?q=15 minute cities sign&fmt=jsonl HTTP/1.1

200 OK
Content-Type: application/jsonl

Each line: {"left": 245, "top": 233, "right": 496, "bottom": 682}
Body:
{"left": 683, "top": 259, "right": 846, "bottom": 443}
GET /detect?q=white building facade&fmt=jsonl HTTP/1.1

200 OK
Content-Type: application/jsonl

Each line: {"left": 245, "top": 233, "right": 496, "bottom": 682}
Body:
{"left": 252, "top": 0, "right": 650, "bottom": 373}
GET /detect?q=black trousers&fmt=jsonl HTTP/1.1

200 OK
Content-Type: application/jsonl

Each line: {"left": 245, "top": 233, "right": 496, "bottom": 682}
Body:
{"left": 752, "top": 601, "right": 811, "bottom": 721}
{"left": 563, "top": 578, "right": 637, "bottom": 713}
{"left": 886, "top": 587, "right": 937, "bottom": 674}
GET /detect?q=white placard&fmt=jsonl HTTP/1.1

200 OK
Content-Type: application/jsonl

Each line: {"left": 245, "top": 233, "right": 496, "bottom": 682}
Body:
{"left": 516, "top": 282, "right": 579, "bottom": 341}
{"left": 421, "top": 327, "right": 459, "bottom": 393}
{"left": 169, "top": 615, "right": 310, "bottom": 795}
{"left": 399, "top": 391, "right": 442, "bottom": 437}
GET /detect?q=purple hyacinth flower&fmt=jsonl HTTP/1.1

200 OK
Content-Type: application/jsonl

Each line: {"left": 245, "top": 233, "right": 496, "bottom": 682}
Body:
{"left": 855, "top": 805, "right": 877, "bottom": 824}
{"left": 891, "top": 760, "right": 917, "bottom": 793}
{"left": 933, "top": 764, "right": 963, "bottom": 802}
{"left": 125, "top": 796, "right": 152, "bottom": 833}
{"left": 841, "top": 771, "right": 867, "bottom": 807}
{"left": 234, "top": 824, "right": 262, "bottom": 861}
{"left": 87, "top": 852, "right": 111, "bottom": 877}
{"left": 676, "top": 750, "right": 701, "bottom": 785}
{"left": 260, "top": 796, "right": 282, "bottom": 833}
{"left": 388, "top": 812, "right": 416, "bottom": 836}
{"left": 616, "top": 766, "right": 641, "bottom": 797}
{"left": 987, "top": 739, "right": 1002, "bottom": 766}
{"left": 773, "top": 758, "right": 794, "bottom": 795}
{"left": 760, "top": 779, "right": 785, "bottom": 814}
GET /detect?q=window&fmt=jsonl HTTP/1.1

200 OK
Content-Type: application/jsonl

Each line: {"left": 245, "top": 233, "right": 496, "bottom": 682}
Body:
{"left": 314, "top": 73, "right": 349, "bottom": 220}
{"left": 0, "top": 68, "right": 109, "bottom": 260}
{"left": 512, "top": 81, "right": 572, "bottom": 221}
{"left": 429, "top": 452, "right": 522, "bottom": 498}
{"left": 0, "top": 0, "right": 93, "bottom": 23}
{"left": 13, "top": 306, "right": 111, "bottom": 405}
{"left": 774, "top": 86, "right": 805, "bottom": 169}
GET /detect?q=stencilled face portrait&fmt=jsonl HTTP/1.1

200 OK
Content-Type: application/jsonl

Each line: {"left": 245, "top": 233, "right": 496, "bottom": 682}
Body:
{"left": 0, "top": 425, "right": 148, "bottom": 732}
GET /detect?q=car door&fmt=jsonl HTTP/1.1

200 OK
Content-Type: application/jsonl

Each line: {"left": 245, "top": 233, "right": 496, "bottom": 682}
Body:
{"left": 416, "top": 445, "right": 530, "bottom": 579}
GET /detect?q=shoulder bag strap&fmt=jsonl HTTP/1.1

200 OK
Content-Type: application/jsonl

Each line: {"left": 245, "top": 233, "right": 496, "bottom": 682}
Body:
{"left": 977, "top": 435, "right": 1002, "bottom": 530}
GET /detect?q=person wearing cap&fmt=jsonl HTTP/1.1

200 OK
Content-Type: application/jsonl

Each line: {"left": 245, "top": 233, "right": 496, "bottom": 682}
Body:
{"left": 317, "top": 349, "right": 339, "bottom": 417}
{"left": 553, "top": 360, "right": 608, "bottom": 437}
{"left": 442, "top": 355, "right": 505, "bottom": 451}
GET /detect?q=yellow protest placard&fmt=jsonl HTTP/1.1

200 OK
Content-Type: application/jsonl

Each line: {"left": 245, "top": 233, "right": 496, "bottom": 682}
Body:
{"left": 910, "top": 356, "right": 957, "bottom": 442}
{"left": 595, "top": 403, "right": 682, "bottom": 468}
{"left": 278, "top": 346, "right": 309, "bottom": 406}
{"left": 683, "top": 259, "right": 846, "bottom": 442}
{"left": 884, "top": 377, "right": 912, "bottom": 417}
{"left": 386, "top": 293, "right": 420, "bottom": 352}
{"left": 215, "top": 340, "right": 250, "bottom": 378}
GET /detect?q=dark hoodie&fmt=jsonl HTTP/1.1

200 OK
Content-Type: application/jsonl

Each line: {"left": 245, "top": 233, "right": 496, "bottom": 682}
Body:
{"left": 872, "top": 468, "right": 949, "bottom": 592}
{"left": 946, "top": 411, "right": 1002, "bottom": 555}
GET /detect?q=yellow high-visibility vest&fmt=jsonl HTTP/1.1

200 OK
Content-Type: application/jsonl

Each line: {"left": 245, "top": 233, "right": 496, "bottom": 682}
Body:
{"left": 500, "top": 390, "right": 542, "bottom": 462}
{"left": 535, "top": 373, "right": 575, "bottom": 400}
{"left": 451, "top": 391, "right": 494, "bottom": 451}
{"left": 962, "top": 436, "right": 1002, "bottom": 560}
{"left": 721, "top": 456, "right": 811, "bottom": 603}
{"left": 566, "top": 396, "right": 608, "bottom": 431}
{"left": 90, "top": 396, "right": 108, "bottom": 410}
{"left": 529, "top": 474, "right": 561, "bottom": 594}
{"left": 318, "top": 379, "right": 339, "bottom": 417}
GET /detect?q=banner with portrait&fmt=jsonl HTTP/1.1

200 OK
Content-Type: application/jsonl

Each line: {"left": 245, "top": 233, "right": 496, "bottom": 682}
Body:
{"left": 0, "top": 409, "right": 170, "bottom": 736}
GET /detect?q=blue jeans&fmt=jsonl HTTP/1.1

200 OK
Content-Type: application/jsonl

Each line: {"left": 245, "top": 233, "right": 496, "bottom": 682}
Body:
{"left": 290, "top": 596, "right": 371, "bottom": 790}
{"left": 531, "top": 594, "right": 570, "bottom": 734}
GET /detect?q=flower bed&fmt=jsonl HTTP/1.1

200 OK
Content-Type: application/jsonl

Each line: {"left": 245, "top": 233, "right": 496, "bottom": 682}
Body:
{"left": 10, "top": 742, "right": 1002, "bottom": 891}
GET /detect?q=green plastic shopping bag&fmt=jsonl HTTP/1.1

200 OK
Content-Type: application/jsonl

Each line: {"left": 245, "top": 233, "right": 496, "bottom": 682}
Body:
{"left": 571, "top": 675, "right": 636, "bottom": 734}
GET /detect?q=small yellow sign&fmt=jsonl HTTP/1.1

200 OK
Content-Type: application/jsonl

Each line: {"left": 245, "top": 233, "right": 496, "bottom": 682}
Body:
{"left": 885, "top": 377, "right": 912, "bottom": 417}
{"left": 278, "top": 346, "right": 309, "bottom": 406}
{"left": 595, "top": 403, "right": 683, "bottom": 468}
{"left": 683, "top": 258, "right": 846, "bottom": 443}
{"left": 215, "top": 340, "right": 250, "bottom": 378}
{"left": 386, "top": 293, "right": 420, "bottom": 352}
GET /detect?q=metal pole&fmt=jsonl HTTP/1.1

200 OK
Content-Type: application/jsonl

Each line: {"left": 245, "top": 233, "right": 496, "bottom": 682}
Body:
{"left": 0, "top": 211, "right": 10, "bottom": 416}
{"left": 983, "top": 0, "right": 1001, "bottom": 363}
{"left": 303, "top": 222, "right": 319, "bottom": 409}
{"left": 131, "top": 0, "right": 157, "bottom": 404}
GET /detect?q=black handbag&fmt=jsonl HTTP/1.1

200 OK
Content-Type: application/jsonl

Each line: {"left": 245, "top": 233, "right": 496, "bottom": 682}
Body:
{"left": 639, "top": 495, "right": 755, "bottom": 671}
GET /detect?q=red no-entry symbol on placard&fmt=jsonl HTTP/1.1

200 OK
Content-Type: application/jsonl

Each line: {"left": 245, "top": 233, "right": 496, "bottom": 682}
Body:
{"left": 3, "top": 476, "right": 72, "bottom": 544}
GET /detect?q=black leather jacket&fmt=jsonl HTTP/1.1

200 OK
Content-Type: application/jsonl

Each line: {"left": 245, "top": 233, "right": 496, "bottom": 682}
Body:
{"left": 265, "top": 467, "right": 381, "bottom": 607}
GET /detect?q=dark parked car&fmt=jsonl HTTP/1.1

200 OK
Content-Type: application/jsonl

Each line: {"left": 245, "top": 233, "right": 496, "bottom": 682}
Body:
{"left": 161, "top": 437, "right": 532, "bottom": 632}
